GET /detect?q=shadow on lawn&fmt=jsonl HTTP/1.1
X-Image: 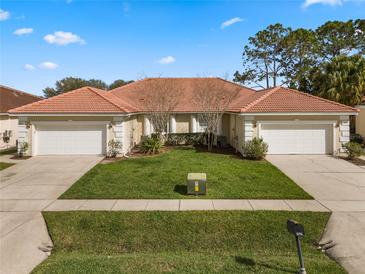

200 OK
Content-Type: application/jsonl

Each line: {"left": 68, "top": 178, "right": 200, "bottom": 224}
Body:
{"left": 174, "top": 184, "right": 187, "bottom": 195}
{"left": 235, "top": 256, "right": 296, "bottom": 273}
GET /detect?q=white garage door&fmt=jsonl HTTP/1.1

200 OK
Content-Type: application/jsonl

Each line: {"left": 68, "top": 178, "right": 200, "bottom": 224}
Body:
{"left": 36, "top": 123, "right": 106, "bottom": 155}
{"left": 260, "top": 123, "right": 333, "bottom": 155}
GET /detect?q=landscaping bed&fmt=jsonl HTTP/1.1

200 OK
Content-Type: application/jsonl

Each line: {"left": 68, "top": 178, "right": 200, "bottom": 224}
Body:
{"left": 61, "top": 147, "right": 311, "bottom": 199}
{"left": 33, "top": 211, "right": 345, "bottom": 274}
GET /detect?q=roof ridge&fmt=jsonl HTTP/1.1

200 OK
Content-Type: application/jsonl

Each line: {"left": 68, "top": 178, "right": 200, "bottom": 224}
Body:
{"left": 8, "top": 86, "right": 89, "bottom": 113}
{"left": 105, "top": 91, "right": 138, "bottom": 112}
{"left": 0, "top": 85, "right": 42, "bottom": 99}
{"left": 280, "top": 87, "right": 358, "bottom": 112}
{"left": 215, "top": 78, "right": 257, "bottom": 92}
{"left": 109, "top": 80, "right": 140, "bottom": 92}
{"left": 87, "top": 87, "right": 128, "bottom": 112}
{"left": 240, "top": 86, "right": 281, "bottom": 112}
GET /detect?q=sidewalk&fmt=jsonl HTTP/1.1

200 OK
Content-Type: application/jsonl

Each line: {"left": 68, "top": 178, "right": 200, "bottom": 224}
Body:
{"left": 2, "top": 198, "right": 365, "bottom": 212}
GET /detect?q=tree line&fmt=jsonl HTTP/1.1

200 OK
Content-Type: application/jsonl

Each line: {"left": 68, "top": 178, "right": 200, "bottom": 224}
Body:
{"left": 234, "top": 19, "right": 365, "bottom": 106}
{"left": 43, "top": 77, "right": 134, "bottom": 98}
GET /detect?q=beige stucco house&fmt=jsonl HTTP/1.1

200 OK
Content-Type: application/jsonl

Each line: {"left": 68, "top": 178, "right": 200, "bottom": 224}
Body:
{"left": 9, "top": 78, "right": 357, "bottom": 156}
{"left": 355, "top": 97, "right": 365, "bottom": 137}
{"left": 0, "top": 85, "right": 41, "bottom": 150}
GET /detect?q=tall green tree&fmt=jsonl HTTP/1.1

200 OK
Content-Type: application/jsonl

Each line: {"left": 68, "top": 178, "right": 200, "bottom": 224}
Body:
{"left": 87, "top": 79, "right": 108, "bottom": 90}
{"left": 315, "top": 20, "right": 359, "bottom": 60}
{"left": 43, "top": 77, "right": 133, "bottom": 98}
{"left": 43, "top": 77, "right": 89, "bottom": 98}
{"left": 354, "top": 19, "right": 365, "bottom": 55}
{"left": 311, "top": 55, "right": 365, "bottom": 106}
{"left": 280, "top": 28, "right": 319, "bottom": 92}
{"left": 109, "top": 79, "right": 134, "bottom": 90}
{"left": 234, "top": 24, "right": 291, "bottom": 88}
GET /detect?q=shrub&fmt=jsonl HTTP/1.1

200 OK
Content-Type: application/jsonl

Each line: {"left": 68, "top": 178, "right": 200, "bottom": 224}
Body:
{"left": 18, "top": 142, "right": 29, "bottom": 157}
{"left": 141, "top": 136, "right": 163, "bottom": 154}
{"left": 342, "top": 142, "right": 364, "bottom": 159}
{"left": 166, "top": 133, "right": 203, "bottom": 146}
{"left": 107, "top": 139, "right": 123, "bottom": 158}
{"left": 350, "top": 133, "right": 364, "bottom": 146}
{"left": 242, "top": 138, "right": 268, "bottom": 160}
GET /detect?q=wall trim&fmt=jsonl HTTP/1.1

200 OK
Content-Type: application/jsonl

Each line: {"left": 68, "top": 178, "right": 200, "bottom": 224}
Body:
{"left": 256, "top": 120, "right": 337, "bottom": 125}
{"left": 32, "top": 121, "right": 110, "bottom": 126}
{"left": 235, "top": 112, "right": 357, "bottom": 116}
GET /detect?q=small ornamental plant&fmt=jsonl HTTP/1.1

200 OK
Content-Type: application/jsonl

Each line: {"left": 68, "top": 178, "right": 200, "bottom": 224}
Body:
{"left": 242, "top": 138, "right": 268, "bottom": 160}
{"left": 342, "top": 142, "right": 363, "bottom": 160}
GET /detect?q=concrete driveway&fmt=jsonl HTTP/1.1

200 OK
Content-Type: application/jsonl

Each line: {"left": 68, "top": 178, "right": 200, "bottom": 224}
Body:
{"left": 267, "top": 155, "right": 365, "bottom": 274}
{"left": 0, "top": 156, "right": 102, "bottom": 274}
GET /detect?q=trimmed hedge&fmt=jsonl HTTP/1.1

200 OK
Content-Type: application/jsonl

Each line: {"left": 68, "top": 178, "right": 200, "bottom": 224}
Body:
{"left": 166, "top": 133, "right": 204, "bottom": 146}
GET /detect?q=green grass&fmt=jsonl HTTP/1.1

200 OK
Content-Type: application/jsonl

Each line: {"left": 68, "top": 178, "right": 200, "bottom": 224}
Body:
{"left": 33, "top": 211, "right": 345, "bottom": 274}
{"left": 61, "top": 147, "right": 311, "bottom": 199}
{"left": 0, "top": 147, "right": 17, "bottom": 155}
{"left": 0, "top": 162, "right": 14, "bottom": 171}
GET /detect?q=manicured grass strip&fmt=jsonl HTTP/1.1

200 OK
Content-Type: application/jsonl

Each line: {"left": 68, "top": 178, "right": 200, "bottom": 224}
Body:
{"left": 0, "top": 147, "right": 17, "bottom": 155}
{"left": 33, "top": 211, "right": 345, "bottom": 274}
{"left": 0, "top": 162, "right": 14, "bottom": 171}
{"left": 61, "top": 148, "right": 311, "bottom": 199}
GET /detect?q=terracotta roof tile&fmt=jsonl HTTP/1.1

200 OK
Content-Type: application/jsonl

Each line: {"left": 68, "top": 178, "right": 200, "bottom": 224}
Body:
{"left": 9, "top": 87, "right": 128, "bottom": 113}
{"left": 8, "top": 79, "right": 358, "bottom": 114}
{"left": 243, "top": 87, "right": 357, "bottom": 113}
{"left": 110, "top": 78, "right": 255, "bottom": 113}
{"left": 0, "top": 85, "right": 41, "bottom": 113}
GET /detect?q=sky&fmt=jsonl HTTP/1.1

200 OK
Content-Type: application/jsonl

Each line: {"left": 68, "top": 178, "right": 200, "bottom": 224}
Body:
{"left": 0, "top": 0, "right": 364, "bottom": 96}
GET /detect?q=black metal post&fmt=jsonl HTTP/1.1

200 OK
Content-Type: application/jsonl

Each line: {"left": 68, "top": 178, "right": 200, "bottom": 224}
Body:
{"left": 295, "top": 235, "right": 307, "bottom": 274}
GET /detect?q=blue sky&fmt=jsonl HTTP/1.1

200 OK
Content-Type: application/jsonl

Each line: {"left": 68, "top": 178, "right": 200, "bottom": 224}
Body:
{"left": 1, "top": 0, "right": 364, "bottom": 96}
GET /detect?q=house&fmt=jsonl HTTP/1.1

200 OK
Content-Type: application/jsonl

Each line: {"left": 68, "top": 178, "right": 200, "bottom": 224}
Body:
{"left": 8, "top": 78, "right": 357, "bottom": 156}
{"left": 0, "top": 85, "right": 42, "bottom": 149}
{"left": 355, "top": 96, "right": 365, "bottom": 137}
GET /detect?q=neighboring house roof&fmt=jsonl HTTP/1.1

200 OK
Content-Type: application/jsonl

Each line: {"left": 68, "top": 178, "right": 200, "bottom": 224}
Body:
{"left": 9, "top": 86, "right": 138, "bottom": 114}
{"left": 0, "top": 85, "right": 42, "bottom": 113}
{"left": 8, "top": 78, "right": 357, "bottom": 114}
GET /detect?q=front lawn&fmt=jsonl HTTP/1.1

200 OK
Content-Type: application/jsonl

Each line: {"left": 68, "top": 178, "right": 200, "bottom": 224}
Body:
{"left": 61, "top": 147, "right": 311, "bottom": 199}
{"left": 33, "top": 211, "right": 344, "bottom": 274}
{"left": 0, "top": 162, "right": 15, "bottom": 171}
{"left": 0, "top": 147, "right": 17, "bottom": 155}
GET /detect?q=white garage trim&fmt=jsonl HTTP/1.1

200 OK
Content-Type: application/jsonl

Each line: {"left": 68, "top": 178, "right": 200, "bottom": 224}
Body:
{"left": 257, "top": 120, "right": 336, "bottom": 155}
{"left": 33, "top": 121, "right": 109, "bottom": 156}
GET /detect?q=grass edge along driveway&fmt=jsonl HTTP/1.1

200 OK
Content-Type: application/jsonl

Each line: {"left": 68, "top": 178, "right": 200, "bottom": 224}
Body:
{"left": 33, "top": 211, "right": 345, "bottom": 274}
{"left": 0, "top": 162, "right": 15, "bottom": 171}
{"left": 61, "top": 147, "right": 312, "bottom": 199}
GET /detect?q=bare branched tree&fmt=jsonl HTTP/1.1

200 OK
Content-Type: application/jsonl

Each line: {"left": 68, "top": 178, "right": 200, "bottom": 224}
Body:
{"left": 139, "top": 78, "right": 182, "bottom": 140}
{"left": 194, "top": 78, "right": 240, "bottom": 151}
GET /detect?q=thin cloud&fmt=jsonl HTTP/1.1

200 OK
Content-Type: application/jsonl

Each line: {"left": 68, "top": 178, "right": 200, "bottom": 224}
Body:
{"left": 44, "top": 31, "right": 85, "bottom": 46}
{"left": 0, "top": 9, "right": 10, "bottom": 21}
{"left": 24, "top": 64, "right": 35, "bottom": 71}
{"left": 221, "top": 17, "right": 243, "bottom": 29}
{"left": 39, "top": 62, "right": 58, "bottom": 70}
{"left": 302, "top": 0, "right": 342, "bottom": 8}
{"left": 157, "top": 56, "right": 176, "bottom": 64}
{"left": 13, "top": 28, "right": 34, "bottom": 36}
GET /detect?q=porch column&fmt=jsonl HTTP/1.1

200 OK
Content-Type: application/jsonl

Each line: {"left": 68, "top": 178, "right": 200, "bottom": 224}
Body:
{"left": 190, "top": 114, "right": 197, "bottom": 133}
{"left": 17, "top": 117, "right": 29, "bottom": 155}
{"left": 170, "top": 115, "right": 176, "bottom": 133}
{"left": 143, "top": 115, "right": 151, "bottom": 136}
{"left": 244, "top": 116, "right": 254, "bottom": 142}
{"left": 113, "top": 117, "right": 124, "bottom": 154}
{"left": 216, "top": 118, "right": 223, "bottom": 135}
{"left": 339, "top": 115, "right": 350, "bottom": 152}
